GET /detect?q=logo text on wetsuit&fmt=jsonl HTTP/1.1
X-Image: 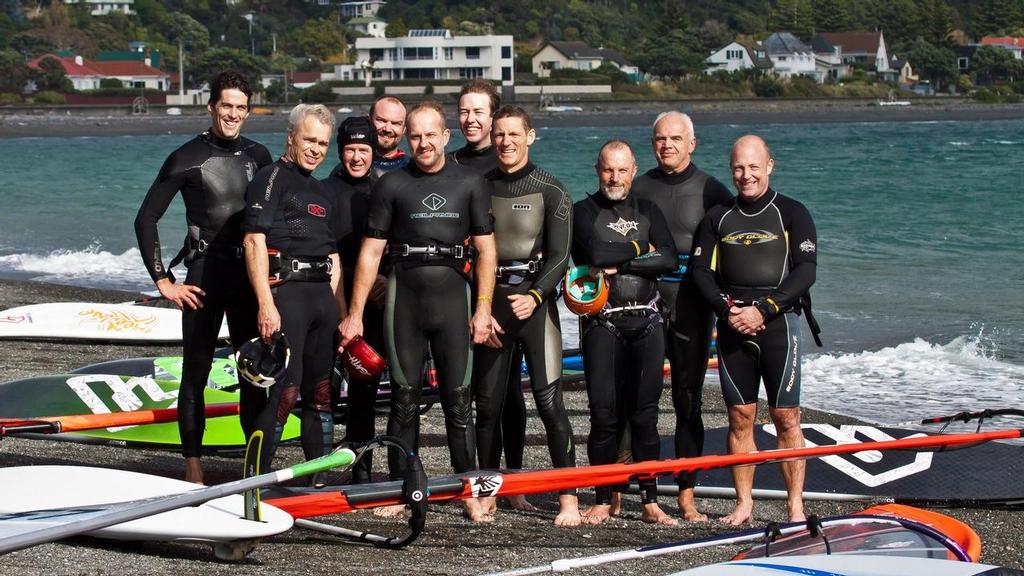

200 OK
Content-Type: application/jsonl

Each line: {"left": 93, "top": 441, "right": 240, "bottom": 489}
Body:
{"left": 512, "top": 203, "right": 531, "bottom": 211}
{"left": 722, "top": 229, "right": 779, "bottom": 246}
{"left": 606, "top": 217, "right": 639, "bottom": 236}
{"left": 800, "top": 239, "right": 816, "bottom": 253}
{"left": 422, "top": 193, "right": 447, "bottom": 211}
{"left": 308, "top": 204, "right": 326, "bottom": 217}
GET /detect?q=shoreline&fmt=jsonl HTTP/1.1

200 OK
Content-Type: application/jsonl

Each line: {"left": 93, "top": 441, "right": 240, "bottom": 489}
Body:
{"left": 0, "top": 276, "right": 1022, "bottom": 574}
{"left": 1, "top": 98, "right": 1023, "bottom": 137}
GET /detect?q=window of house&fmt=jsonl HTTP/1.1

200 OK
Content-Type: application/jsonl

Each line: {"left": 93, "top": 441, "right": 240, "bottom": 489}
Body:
{"left": 459, "top": 67, "right": 484, "bottom": 79}
{"left": 370, "top": 48, "right": 384, "bottom": 61}
{"left": 403, "top": 47, "right": 433, "bottom": 60}
{"left": 444, "top": 47, "right": 453, "bottom": 60}
{"left": 404, "top": 68, "right": 436, "bottom": 79}
{"left": 726, "top": 49, "right": 743, "bottom": 60}
{"left": 502, "top": 66, "right": 511, "bottom": 81}
{"left": 466, "top": 47, "right": 480, "bottom": 59}
{"left": 501, "top": 45, "right": 512, "bottom": 59}
{"left": 958, "top": 57, "right": 969, "bottom": 70}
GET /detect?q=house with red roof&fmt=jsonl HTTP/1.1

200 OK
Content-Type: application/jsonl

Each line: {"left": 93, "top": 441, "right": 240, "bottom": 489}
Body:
{"left": 28, "top": 53, "right": 170, "bottom": 92}
{"left": 979, "top": 37, "right": 1024, "bottom": 60}
{"left": 812, "top": 31, "right": 891, "bottom": 74}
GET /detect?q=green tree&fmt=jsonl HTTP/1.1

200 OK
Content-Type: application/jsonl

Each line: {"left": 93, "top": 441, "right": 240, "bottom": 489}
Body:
{"left": 33, "top": 55, "right": 73, "bottom": 93}
{"left": 192, "top": 48, "right": 263, "bottom": 89}
{"left": 164, "top": 12, "right": 210, "bottom": 52}
{"left": 769, "top": 0, "right": 815, "bottom": 40}
{"left": 386, "top": 18, "right": 409, "bottom": 38}
{"left": 697, "top": 19, "right": 735, "bottom": 53}
{"left": 812, "top": 0, "right": 851, "bottom": 32}
{"left": 298, "top": 18, "right": 345, "bottom": 61}
{"left": 971, "top": 45, "right": 1024, "bottom": 84}
{"left": 905, "top": 37, "right": 956, "bottom": 91}
{"left": 634, "top": 29, "right": 703, "bottom": 79}
{"left": 0, "top": 49, "right": 31, "bottom": 93}
{"left": 918, "top": 0, "right": 954, "bottom": 45}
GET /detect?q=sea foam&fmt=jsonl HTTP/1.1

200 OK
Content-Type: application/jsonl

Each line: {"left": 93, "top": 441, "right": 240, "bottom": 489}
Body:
{"left": 0, "top": 246, "right": 181, "bottom": 292}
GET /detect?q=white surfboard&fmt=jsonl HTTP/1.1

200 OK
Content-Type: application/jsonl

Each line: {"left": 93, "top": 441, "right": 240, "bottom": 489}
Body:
{"left": 0, "top": 302, "right": 228, "bottom": 342}
{"left": 670, "top": 555, "right": 1007, "bottom": 576}
{"left": 0, "top": 466, "right": 293, "bottom": 545}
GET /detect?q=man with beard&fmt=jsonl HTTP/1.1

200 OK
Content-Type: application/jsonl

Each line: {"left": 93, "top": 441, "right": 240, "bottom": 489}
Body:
{"left": 633, "top": 111, "right": 732, "bottom": 522}
{"left": 135, "top": 70, "right": 272, "bottom": 483}
{"left": 474, "top": 105, "right": 579, "bottom": 526}
{"left": 340, "top": 101, "right": 497, "bottom": 522}
{"left": 690, "top": 135, "right": 816, "bottom": 526}
{"left": 243, "top": 104, "right": 343, "bottom": 474}
{"left": 369, "top": 96, "right": 410, "bottom": 177}
{"left": 571, "top": 141, "right": 678, "bottom": 526}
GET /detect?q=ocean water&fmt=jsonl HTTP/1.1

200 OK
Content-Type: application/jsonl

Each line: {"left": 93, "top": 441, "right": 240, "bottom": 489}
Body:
{"left": 0, "top": 118, "right": 1022, "bottom": 427}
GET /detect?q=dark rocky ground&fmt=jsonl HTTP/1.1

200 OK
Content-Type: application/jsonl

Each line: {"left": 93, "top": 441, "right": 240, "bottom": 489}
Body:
{"left": 0, "top": 278, "right": 1021, "bottom": 574}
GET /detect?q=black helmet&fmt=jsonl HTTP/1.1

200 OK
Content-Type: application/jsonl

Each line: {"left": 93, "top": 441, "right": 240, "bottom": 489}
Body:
{"left": 236, "top": 332, "right": 290, "bottom": 388}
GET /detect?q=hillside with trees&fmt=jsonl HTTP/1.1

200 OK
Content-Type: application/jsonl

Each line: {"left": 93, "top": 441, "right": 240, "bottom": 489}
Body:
{"left": 1, "top": 0, "right": 1022, "bottom": 103}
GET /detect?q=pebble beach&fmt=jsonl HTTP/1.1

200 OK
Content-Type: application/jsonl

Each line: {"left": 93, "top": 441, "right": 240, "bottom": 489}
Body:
{"left": 0, "top": 278, "right": 1021, "bottom": 575}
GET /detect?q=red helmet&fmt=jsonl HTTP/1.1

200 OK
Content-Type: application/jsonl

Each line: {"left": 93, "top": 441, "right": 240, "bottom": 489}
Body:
{"left": 563, "top": 265, "right": 609, "bottom": 317}
{"left": 343, "top": 335, "right": 386, "bottom": 381}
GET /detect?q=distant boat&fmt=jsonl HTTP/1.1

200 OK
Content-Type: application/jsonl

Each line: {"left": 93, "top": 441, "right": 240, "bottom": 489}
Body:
{"left": 879, "top": 91, "right": 911, "bottom": 106}
{"left": 165, "top": 107, "right": 182, "bottom": 116}
{"left": 540, "top": 104, "right": 583, "bottom": 112}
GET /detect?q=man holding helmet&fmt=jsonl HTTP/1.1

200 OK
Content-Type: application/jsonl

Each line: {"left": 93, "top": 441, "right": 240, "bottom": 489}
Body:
{"left": 569, "top": 140, "right": 677, "bottom": 526}
{"left": 242, "top": 103, "right": 344, "bottom": 474}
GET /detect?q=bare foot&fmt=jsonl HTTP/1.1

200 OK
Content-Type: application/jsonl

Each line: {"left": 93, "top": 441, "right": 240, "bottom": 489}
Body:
{"left": 373, "top": 504, "right": 408, "bottom": 518}
{"left": 505, "top": 494, "right": 539, "bottom": 512}
{"left": 463, "top": 498, "right": 494, "bottom": 523}
{"left": 581, "top": 504, "right": 611, "bottom": 525}
{"left": 480, "top": 495, "right": 498, "bottom": 515}
{"left": 184, "top": 457, "right": 204, "bottom": 485}
{"left": 720, "top": 501, "right": 754, "bottom": 527}
{"left": 787, "top": 500, "right": 806, "bottom": 523}
{"left": 608, "top": 491, "right": 622, "bottom": 516}
{"left": 553, "top": 495, "right": 581, "bottom": 528}
{"left": 641, "top": 503, "right": 679, "bottom": 526}
{"left": 678, "top": 490, "right": 708, "bottom": 523}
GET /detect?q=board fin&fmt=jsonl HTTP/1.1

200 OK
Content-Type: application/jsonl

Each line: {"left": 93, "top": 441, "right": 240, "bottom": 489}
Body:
{"left": 242, "top": 430, "right": 263, "bottom": 522}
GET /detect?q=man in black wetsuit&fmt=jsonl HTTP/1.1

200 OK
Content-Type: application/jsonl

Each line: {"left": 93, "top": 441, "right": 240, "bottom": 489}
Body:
{"left": 633, "top": 112, "right": 733, "bottom": 522}
{"left": 369, "top": 96, "right": 410, "bottom": 177}
{"left": 447, "top": 79, "right": 500, "bottom": 173}
{"left": 322, "top": 116, "right": 382, "bottom": 484}
{"left": 243, "top": 104, "right": 344, "bottom": 474}
{"left": 571, "top": 140, "right": 679, "bottom": 526}
{"left": 474, "top": 105, "right": 579, "bottom": 526}
{"left": 691, "top": 135, "right": 816, "bottom": 526}
{"left": 340, "top": 101, "right": 497, "bottom": 522}
{"left": 134, "top": 70, "right": 272, "bottom": 483}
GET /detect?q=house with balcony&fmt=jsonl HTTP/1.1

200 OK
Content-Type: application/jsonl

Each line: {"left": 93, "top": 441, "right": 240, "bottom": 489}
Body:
{"left": 813, "top": 31, "right": 890, "bottom": 75}
{"left": 764, "top": 32, "right": 819, "bottom": 80}
{"left": 346, "top": 29, "right": 515, "bottom": 84}
{"left": 63, "top": 0, "right": 134, "bottom": 16}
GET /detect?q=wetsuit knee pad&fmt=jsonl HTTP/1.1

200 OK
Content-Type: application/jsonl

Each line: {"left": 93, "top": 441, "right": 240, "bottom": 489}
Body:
{"left": 276, "top": 385, "right": 300, "bottom": 424}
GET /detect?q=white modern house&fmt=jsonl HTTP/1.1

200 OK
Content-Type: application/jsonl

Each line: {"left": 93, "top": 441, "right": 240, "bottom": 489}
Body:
{"left": 704, "top": 40, "right": 773, "bottom": 74}
{"left": 63, "top": 0, "right": 134, "bottom": 16}
{"left": 764, "top": 32, "right": 819, "bottom": 80}
{"left": 345, "top": 29, "right": 515, "bottom": 84}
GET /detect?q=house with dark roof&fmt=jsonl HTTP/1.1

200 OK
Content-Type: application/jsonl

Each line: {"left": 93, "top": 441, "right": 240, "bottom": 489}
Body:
{"left": 764, "top": 32, "right": 818, "bottom": 80}
{"left": 704, "top": 39, "right": 773, "bottom": 74}
{"left": 531, "top": 41, "right": 641, "bottom": 80}
{"left": 813, "top": 31, "right": 890, "bottom": 73}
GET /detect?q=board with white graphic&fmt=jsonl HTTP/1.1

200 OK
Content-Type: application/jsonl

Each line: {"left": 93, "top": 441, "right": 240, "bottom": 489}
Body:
{"left": 0, "top": 466, "right": 293, "bottom": 547}
{"left": 661, "top": 424, "right": 1024, "bottom": 505}
{"left": 0, "top": 302, "right": 229, "bottom": 343}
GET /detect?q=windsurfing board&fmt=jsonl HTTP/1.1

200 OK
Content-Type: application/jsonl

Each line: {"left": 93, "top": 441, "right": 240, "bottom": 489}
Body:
{"left": 670, "top": 555, "right": 1009, "bottom": 576}
{"left": 0, "top": 465, "right": 293, "bottom": 545}
{"left": 659, "top": 424, "right": 1024, "bottom": 506}
{"left": 0, "top": 302, "right": 228, "bottom": 343}
{"left": 0, "top": 373, "right": 300, "bottom": 450}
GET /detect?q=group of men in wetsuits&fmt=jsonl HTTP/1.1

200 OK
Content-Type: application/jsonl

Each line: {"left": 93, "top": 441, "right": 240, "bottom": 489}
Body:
{"left": 136, "top": 70, "right": 817, "bottom": 528}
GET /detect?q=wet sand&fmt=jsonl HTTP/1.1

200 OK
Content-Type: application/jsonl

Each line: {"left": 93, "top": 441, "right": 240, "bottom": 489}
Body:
{"left": 1, "top": 98, "right": 1023, "bottom": 138}
{"left": 0, "top": 277, "right": 1021, "bottom": 574}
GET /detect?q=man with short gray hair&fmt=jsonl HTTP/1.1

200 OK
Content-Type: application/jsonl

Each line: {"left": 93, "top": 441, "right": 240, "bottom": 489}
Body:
{"left": 633, "top": 111, "right": 732, "bottom": 522}
{"left": 243, "top": 103, "right": 343, "bottom": 474}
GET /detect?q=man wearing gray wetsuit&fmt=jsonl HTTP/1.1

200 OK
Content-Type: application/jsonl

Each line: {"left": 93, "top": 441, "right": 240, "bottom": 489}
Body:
{"left": 473, "top": 106, "right": 579, "bottom": 526}
{"left": 633, "top": 112, "right": 732, "bottom": 521}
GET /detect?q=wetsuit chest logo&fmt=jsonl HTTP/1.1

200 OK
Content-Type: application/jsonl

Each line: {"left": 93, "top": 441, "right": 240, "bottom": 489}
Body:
{"left": 722, "top": 230, "right": 779, "bottom": 246}
{"left": 422, "top": 193, "right": 447, "bottom": 211}
{"left": 308, "top": 204, "right": 326, "bottom": 217}
{"left": 512, "top": 203, "right": 531, "bottom": 211}
{"left": 606, "top": 217, "right": 639, "bottom": 236}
